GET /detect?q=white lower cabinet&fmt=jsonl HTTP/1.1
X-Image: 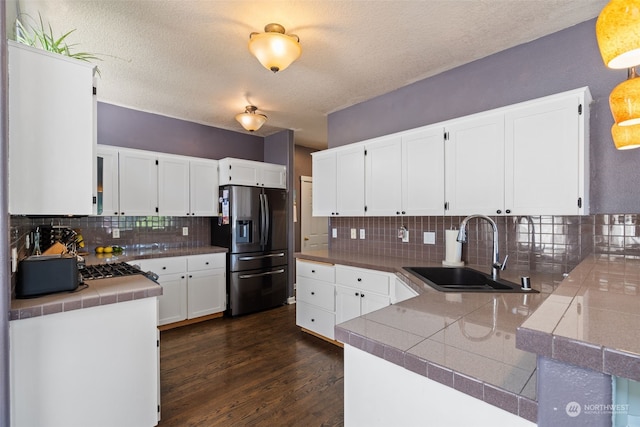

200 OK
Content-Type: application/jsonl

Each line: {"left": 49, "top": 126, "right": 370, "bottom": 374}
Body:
{"left": 132, "top": 253, "right": 226, "bottom": 326}
{"left": 296, "top": 260, "right": 416, "bottom": 342}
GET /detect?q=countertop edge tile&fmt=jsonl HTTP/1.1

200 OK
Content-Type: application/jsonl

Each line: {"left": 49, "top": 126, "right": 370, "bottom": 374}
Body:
{"left": 552, "top": 335, "right": 604, "bottom": 373}
{"left": 604, "top": 348, "right": 640, "bottom": 382}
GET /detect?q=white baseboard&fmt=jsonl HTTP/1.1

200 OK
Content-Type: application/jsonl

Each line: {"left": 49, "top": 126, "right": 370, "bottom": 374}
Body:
{"left": 287, "top": 296, "right": 296, "bottom": 305}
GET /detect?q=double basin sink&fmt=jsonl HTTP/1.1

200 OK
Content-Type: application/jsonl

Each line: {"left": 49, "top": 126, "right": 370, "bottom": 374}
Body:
{"left": 404, "top": 266, "right": 538, "bottom": 293}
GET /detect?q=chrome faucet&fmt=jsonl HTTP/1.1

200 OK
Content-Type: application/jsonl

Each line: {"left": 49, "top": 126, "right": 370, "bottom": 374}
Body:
{"left": 457, "top": 214, "right": 508, "bottom": 280}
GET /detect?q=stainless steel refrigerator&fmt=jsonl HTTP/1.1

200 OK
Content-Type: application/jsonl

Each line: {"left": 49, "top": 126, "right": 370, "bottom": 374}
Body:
{"left": 212, "top": 185, "right": 288, "bottom": 316}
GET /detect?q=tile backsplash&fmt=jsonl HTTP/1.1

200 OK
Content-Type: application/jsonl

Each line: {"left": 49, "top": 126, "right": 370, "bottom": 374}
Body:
{"left": 330, "top": 214, "right": 640, "bottom": 274}
{"left": 10, "top": 215, "right": 211, "bottom": 258}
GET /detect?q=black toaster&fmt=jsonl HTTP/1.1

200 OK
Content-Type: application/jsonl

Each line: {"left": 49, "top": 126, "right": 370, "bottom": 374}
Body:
{"left": 16, "top": 255, "right": 80, "bottom": 298}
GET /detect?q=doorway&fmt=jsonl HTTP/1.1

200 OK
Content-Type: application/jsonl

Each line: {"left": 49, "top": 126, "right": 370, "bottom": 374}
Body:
{"left": 300, "top": 176, "right": 328, "bottom": 252}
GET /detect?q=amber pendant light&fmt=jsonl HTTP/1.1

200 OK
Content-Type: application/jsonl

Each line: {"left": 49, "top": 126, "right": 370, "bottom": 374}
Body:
{"left": 248, "top": 23, "right": 301, "bottom": 73}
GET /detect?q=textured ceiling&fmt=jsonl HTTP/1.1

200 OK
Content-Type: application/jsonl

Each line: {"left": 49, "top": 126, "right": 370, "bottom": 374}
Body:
{"left": 14, "top": 0, "right": 606, "bottom": 149}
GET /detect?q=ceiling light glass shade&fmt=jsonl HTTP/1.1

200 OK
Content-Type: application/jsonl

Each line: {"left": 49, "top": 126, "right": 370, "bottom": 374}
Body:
{"left": 249, "top": 23, "right": 301, "bottom": 73}
{"left": 612, "top": 123, "right": 640, "bottom": 149}
{"left": 235, "top": 105, "right": 267, "bottom": 132}
{"left": 596, "top": 0, "right": 640, "bottom": 69}
{"left": 610, "top": 72, "right": 640, "bottom": 125}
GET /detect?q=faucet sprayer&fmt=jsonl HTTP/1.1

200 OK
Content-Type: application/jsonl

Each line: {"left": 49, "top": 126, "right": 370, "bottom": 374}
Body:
{"left": 457, "top": 214, "right": 508, "bottom": 280}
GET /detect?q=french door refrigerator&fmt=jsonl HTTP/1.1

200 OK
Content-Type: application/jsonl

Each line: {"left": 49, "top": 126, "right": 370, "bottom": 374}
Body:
{"left": 212, "top": 185, "right": 288, "bottom": 316}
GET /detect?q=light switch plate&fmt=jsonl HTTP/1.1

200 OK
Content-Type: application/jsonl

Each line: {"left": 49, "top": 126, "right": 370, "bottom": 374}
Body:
{"left": 182, "top": 227, "right": 189, "bottom": 236}
{"left": 423, "top": 231, "right": 436, "bottom": 244}
{"left": 359, "top": 229, "right": 365, "bottom": 239}
{"left": 112, "top": 228, "right": 120, "bottom": 239}
{"left": 350, "top": 228, "right": 357, "bottom": 239}
{"left": 332, "top": 228, "right": 338, "bottom": 238}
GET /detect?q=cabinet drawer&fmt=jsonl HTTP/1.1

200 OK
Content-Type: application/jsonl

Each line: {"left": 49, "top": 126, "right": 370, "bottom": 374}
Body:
{"left": 296, "top": 260, "right": 335, "bottom": 283}
{"left": 132, "top": 257, "right": 186, "bottom": 276}
{"left": 335, "top": 265, "right": 390, "bottom": 295}
{"left": 187, "top": 253, "right": 225, "bottom": 271}
{"left": 297, "top": 278, "right": 335, "bottom": 312}
{"left": 296, "top": 301, "right": 335, "bottom": 340}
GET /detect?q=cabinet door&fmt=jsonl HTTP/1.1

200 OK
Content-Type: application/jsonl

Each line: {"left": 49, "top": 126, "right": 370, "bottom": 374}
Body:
{"left": 157, "top": 273, "right": 188, "bottom": 326}
{"left": 336, "top": 145, "right": 366, "bottom": 216}
{"left": 97, "top": 146, "right": 120, "bottom": 216}
{"left": 505, "top": 95, "right": 583, "bottom": 215}
{"left": 445, "top": 112, "right": 505, "bottom": 216}
{"left": 8, "top": 42, "right": 96, "bottom": 215}
{"left": 261, "top": 163, "right": 287, "bottom": 189}
{"left": 189, "top": 159, "right": 219, "bottom": 216}
{"left": 365, "top": 135, "right": 402, "bottom": 216}
{"left": 336, "top": 286, "right": 364, "bottom": 324}
{"left": 402, "top": 126, "right": 445, "bottom": 216}
{"left": 312, "top": 150, "right": 337, "bottom": 216}
{"left": 360, "top": 292, "right": 390, "bottom": 317}
{"left": 187, "top": 269, "right": 226, "bottom": 319}
{"left": 226, "top": 159, "right": 261, "bottom": 186}
{"left": 158, "top": 155, "right": 190, "bottom": 216}
{"left": 119, "top": 149, "right": 158, "bottom": 216}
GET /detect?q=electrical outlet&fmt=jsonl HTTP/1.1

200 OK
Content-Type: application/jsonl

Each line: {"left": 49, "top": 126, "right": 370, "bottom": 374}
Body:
{"left": 112, "top": 228, "right": 120, "bottom": 239}
{"left": 332, "top": 228, "right": 338, "bottom": 238}
{"left": 182, "top": 227, "right": 189, "bottom": 236}
{"left": 350, "top": 228, "right": 357, "bottom": 239}
{"left": 359, "top": 229, "right": 365, "bottom": 239}
{"left": 423, "top": 231, "right": 436, "bottom": 244}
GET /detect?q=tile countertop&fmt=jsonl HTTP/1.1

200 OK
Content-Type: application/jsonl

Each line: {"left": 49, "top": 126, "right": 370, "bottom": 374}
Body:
{"left": 517, "top": 254, "right": 640, "bottom": 383}
{"left": 295, "top": 250, "right": 565, "bottom": 421}
{"left": 10, "top": 246, "right": 228, "bottom": 321}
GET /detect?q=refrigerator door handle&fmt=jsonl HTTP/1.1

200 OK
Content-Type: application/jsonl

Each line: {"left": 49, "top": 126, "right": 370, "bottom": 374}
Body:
{"left": 263, "top": 193, "right": 270, "bottom": 245}
{"left": 259, "top": 193, "right": 266, "bottom": 246}
{"left": 238, "top": 253, "right": 286, "bottom": 261}
{"left": 239, "top": 268, "right": 286, "bottom": 279}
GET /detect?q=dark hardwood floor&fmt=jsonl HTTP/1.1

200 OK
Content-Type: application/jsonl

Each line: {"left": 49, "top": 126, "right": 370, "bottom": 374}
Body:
{"left": 158, "top": 304, "right": 344, "bottom": 426}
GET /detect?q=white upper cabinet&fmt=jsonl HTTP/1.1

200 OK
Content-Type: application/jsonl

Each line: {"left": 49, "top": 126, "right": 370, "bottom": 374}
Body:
{"left": 188, "top": 159, "right": 219, "bottom": 216}
{"left": 312, "top": 144, "right": 366, "bottom": 217}
{"left": 312, "top": 150, "right": 338, "bottom": 216}
{"left": 365, "top": 135, "right": 403, "bottom": 216}
{"left": 401, "top": 126, "right": 445, "bottom": 216}
{"left": 444, "top": 112, "right": 505, "bottom": 216}
{"left": 97, "top": 146, "right": 218, "bottom": 217}
{"left": 118, "top": 148, "right": 159, "bottom": 216}
{"left": 218, "top": 158, "right": 286, "bottom": 189}
{"left": 96, "top": 146, "right": 120, "bottom": 216}
{"left": 504, "top": 91, "right": 590, "bottom": 215}
{"left": 8, "top": 41, "right": 97, "bottom": 215}
{"left": 158, "top": 155, "right": 190, "bottom": 216}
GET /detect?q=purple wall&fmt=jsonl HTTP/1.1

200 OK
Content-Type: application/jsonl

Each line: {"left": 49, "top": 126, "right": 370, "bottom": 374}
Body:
{"left": 98, "top": 102, "right": 264, "bottom": 161}
{"left": 328, "top": 19, "right": 638, "bottom": 214}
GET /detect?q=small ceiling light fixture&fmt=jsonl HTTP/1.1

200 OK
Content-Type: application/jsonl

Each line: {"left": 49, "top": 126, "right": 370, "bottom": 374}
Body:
{"left": 596, "top": 0, "right": 640, "bottom": 149}
{"left": 235, "top": 105, "right": 267, "bottom": 132}
{"left": 248, "top": 23, "right": 301, "bottom": 73}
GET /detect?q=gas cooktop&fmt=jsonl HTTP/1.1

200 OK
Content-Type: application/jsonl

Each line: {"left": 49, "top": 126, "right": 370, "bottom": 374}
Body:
{"left": 79, "top": 262, "right": 153, "bottom": 281}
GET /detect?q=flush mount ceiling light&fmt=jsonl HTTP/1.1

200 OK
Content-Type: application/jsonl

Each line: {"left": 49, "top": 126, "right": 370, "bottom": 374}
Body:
{"left": 248, "top": 23, "right": 301, "bottom": 73}
{"left": 596, "top": 0, "right": 640, "bottom": 69}
{"left": 612, "top": 122, "right": 640, "bottom": 150}
{"left": 235, "top": 105, "right": 267, "bottom": 132}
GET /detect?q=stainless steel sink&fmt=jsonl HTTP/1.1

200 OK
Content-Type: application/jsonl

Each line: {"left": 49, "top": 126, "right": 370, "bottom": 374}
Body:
{"left": 403, "top": 266, "right": 538, "bottom": 293}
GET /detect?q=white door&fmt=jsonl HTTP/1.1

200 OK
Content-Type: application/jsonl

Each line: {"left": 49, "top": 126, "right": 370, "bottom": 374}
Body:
{"left": 189, "top": 159, "right": 219, "bottom": 216}
{"left": 365, "top": 135, "right": 402, "bottom": 216}
{"left": 336, "top": 144, "right": 366, "bottom": 216}
{"left": 187, "top": 269, "right": 226, "bottom": 318}
{"left": 97, "top": 145, "right": 120, "bottom": 216}
{"left": 445, "top": 112, "right": 505, "bottom": 216}
{"left": 157, "top": 273, "right": 188, "bottom": 326}
{"left": 312, "top": 150, "right": 337, "bottom": 216}
{"left": 301, "top": 176, "right": 328, "bottom": 252}
{"left": 505, "top": 95, "right": 581, "bottom": 215}
{"left": 118, "top": 149, "right": 158, "bottom": 216}
{"left": 336, "top": 286, "right": 363, "bottom": 324}
{"left": 158, "top": 155, "right": 190, "bottom": 216}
